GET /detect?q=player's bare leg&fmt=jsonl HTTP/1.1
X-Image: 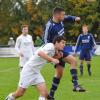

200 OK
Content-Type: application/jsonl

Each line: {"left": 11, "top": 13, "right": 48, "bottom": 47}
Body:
{"left": 5, "top": 87, "right": 26, "bottom": 100}
{"left": 36, "top": 83, "right": 48, "bottom": 100}
{"left": 55, "top": 65, "right": 64, "bottom": 78}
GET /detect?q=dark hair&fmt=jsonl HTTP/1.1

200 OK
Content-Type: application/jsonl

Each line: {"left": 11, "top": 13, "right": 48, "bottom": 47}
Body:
{"left": 53, "top": 7, "right": 65, "bottom": 15}
{"left": 53, "top": 36, "right": 66, "bottom": 44}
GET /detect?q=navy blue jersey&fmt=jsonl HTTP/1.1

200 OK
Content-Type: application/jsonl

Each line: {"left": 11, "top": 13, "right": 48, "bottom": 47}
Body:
{"left": 75, "top": 33, "right": 96, "bottom": 52}
{"left": 43, "top": 15, "right": 76, "bottom": 43}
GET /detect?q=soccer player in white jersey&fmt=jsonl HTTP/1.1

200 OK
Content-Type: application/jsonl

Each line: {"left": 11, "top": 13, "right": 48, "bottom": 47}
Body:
{"left": 5, "top": 36, "right": 66, "bottom": 100}
{"left": 15, "top": 25, "right": 34, "bottom": 70}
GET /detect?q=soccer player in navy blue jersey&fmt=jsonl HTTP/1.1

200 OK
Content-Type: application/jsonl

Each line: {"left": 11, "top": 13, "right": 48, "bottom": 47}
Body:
{"left": 75, "top": 25, "right": 96, "bottom": 76}
{"left": 43, "top": 7, "right": 86, "bottom": 100}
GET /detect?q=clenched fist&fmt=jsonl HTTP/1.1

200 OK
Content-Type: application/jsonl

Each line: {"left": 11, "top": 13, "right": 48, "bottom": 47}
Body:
{"left": 54, "top": 51, "right": 63, "bottom": 59}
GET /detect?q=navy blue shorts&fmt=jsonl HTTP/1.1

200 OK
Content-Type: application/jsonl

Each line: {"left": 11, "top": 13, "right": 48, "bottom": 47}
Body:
{"left": 62, "top": 49, "right": 70, "bottom": 58}
{"left": 79, "top": 50, "right": 91, "bottom": 61}
{"left": 55, "top": 47, "right": 70, "bottom": 68}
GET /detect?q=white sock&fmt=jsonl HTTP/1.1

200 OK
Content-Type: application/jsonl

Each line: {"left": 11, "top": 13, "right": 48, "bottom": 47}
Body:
{"left": 38, "top": 96, "right": 46, "bottom": 100}
{"left": 8, "top": 93, "right": 15, "bottom": 100}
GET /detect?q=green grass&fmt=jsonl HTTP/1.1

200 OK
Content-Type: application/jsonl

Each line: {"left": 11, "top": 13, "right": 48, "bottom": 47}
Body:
{"left": 0, "top": 56, "right": 100, "bottom": 100}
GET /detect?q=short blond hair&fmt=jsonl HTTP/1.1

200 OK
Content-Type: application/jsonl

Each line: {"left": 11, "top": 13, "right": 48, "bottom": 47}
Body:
{"left": 21, "top": 24, "right": 28, "bottom": 29}
{"left": 82, "top": 24, "right": 89, "bottom": 28}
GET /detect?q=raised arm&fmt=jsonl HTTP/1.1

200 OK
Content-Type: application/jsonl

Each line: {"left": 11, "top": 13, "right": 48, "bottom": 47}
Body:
{"left": 64, "top": 15, "right": 80, "bottom": 22}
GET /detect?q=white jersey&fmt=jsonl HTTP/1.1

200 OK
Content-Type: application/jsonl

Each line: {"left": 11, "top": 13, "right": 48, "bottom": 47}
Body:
{"left": 24, "top": 43, "right": 55, "bottom": 73}
{"left": 15, "top": 34, "right": 34, "bottom": 67}
{"left": 18, "top": 43, "right": 55, "bottom": 88}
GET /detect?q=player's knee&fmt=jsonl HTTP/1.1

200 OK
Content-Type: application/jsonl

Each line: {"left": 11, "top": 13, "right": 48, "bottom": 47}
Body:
{"left": 80, "top": 62, "right": 83, "bottom": 65}
{"left": 71, "top": 57, "right": 77, "bottom": 67}
{"left": 56, "top": 73, "right": 63, "bottom": 78}
{"left": 87, "top": 61, "right": 91, "bottom": 65}
{"left": 55, "top": 67, "right": 64, "bottom": 78}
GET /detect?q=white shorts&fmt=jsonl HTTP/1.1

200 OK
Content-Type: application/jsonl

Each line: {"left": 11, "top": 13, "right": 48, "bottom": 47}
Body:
{"left": 18, "top": 64, "right": 45, "bottom": 88}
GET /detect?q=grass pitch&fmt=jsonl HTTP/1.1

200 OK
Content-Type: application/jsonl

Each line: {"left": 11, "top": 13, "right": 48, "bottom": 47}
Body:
{"left": 0, "top": 56, "right": 100, "bottom": 100}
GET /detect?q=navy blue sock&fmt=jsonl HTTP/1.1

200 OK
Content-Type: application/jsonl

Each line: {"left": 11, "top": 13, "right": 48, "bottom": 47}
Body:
{"left": 70, "top": 69, "right": 78, "bottom": 87}
{"left": 87, "top": 64, "right": 91, "bottom": 76}
{"left": 49, "top": 77, "right": 60, "bottom": 97}
{"left": 80, "top": 64, "right": 83, "bottom": 75}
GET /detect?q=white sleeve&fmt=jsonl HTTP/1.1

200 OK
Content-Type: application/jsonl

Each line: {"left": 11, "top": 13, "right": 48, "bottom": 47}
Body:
{"left": 31, "top": 36, "right": 35, "bottom": 53}
{"left": 41, "top": 43, "right": 55, "bottom": 56}
{"left": 15, "top": 37, "right": 21, "bottom": 54}
{"left": 90, "top": 33, "right": 96, "bottom": 46}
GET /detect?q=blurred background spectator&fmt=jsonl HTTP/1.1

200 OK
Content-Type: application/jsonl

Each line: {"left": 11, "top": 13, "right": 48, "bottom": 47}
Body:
{"left": 8, "top": 37, "right": 15, "bottom": 47}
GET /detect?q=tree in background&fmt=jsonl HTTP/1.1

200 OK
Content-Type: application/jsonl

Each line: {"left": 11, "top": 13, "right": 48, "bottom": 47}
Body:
{"left": 0, "top": 0, "right": 100, "bottom": 45}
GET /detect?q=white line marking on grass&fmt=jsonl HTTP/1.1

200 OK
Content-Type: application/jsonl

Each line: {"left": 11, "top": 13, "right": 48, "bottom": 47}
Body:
{"left": 0, "top": 67, "right": 18, "bottom": 73}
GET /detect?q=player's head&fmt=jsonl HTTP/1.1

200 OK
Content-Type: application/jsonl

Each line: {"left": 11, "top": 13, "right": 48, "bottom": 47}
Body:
{"left": 52, "top": 7, "right": 65, "bottom": 22}
{"left": 21, "top": 24, "right": 29, "bottom": 35}
{"left": 82, "top": 25, "right": 89, "bottom": 35}
{"left": 53, "top": 36, "right": 66, "bottom": 50}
